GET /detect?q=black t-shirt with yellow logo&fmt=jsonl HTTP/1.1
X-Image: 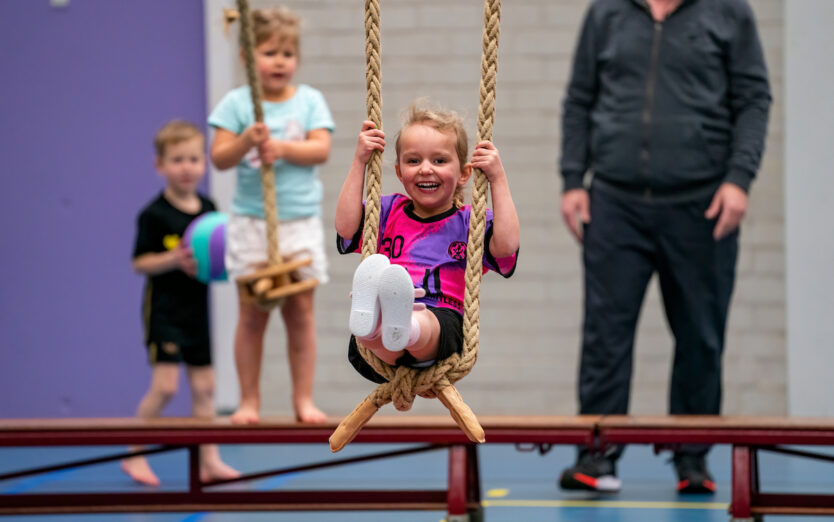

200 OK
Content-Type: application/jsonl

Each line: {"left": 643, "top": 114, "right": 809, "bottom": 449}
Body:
{"left": 133, "top": 192, "right": 216, "bottom": 350}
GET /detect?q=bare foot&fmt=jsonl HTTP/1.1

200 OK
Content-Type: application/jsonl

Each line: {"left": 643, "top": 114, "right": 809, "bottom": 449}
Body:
{"left": 200, "top": 459, "right": 241, "bottom": 483}
{"left": 121, "top": 457, "right": 160, "bottom": 487}
{"left": 230, "top": 405, "right": 260, "bottom": 425}
{"left": 295, "top": 401, "right": 328, "bottom": 424}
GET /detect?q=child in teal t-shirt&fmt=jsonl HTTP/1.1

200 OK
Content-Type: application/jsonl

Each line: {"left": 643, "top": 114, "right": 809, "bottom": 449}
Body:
{"left": 208, "top": 6, "right": 333, "bottom": 425}
{"left": 209, "top": 84, "right": 332, "bottom": 220}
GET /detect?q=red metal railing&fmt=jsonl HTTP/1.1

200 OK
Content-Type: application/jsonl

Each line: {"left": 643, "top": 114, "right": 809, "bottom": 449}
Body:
{"left": 2, "top": 415, "right": 833, "bottom": 518}
{"left": 0, "top": 416, "right": 595, "bottom": 518}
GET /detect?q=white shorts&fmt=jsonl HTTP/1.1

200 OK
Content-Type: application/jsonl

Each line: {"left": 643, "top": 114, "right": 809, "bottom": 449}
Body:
{"left": 225, "top": 214, "right": 329, "bottom": 284}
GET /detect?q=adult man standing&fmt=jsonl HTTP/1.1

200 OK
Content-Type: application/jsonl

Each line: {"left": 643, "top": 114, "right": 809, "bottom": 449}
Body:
{"left": 559, "top": 0, "right": 771, "bottom": 493}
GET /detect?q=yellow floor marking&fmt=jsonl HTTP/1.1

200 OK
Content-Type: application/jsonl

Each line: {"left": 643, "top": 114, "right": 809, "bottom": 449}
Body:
{"left": 482, "top": 499, "right": 728, "bottom": 510}
{"left": 486, "top": 488, "right": 509, "bottom": 498}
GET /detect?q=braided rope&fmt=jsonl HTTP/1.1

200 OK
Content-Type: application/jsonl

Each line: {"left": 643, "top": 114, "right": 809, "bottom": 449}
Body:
{"left": 353, "top": 0, "right": 501, "bottom": 412}
{"left": 360, "top": 0, "right": 383, "bottom": 260}
{"left": 237, "top": 0, "right": 281, "bottom": 267}
{"left": 462, "top": 0, "right": 501, "bottom": 375}
{"left": 355, "top": 0, "right": 396, "bottom": 383}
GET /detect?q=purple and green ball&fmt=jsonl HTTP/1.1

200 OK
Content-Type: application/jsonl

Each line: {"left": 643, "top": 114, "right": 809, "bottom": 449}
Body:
{"left": 183, "top": 211, "right": 228, "bottom": 284}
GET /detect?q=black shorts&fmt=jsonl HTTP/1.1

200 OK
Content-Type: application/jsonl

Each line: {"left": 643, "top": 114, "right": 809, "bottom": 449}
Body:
{"left": 347, "top": 307, "right": 463, "bottom": 384}
{"left": 147, "top": 340, "right": 212, "bottom": 367}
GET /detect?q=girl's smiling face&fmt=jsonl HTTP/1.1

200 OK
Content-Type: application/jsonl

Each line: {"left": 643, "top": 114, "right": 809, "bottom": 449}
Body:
{"left": 395, "top": 123, "right": 471, "bottom": 218}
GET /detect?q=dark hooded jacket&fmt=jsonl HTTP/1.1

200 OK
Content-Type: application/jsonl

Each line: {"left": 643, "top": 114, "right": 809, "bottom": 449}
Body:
{"left": 561, "top": 0, "right": 771, "bottom": 198}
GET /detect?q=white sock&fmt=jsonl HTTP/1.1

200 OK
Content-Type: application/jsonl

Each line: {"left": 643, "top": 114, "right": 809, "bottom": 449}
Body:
{"left": 357, "top": 321, "right": 382, "bottom": 341}
{"left": 405, "top": 316, "right": 421, "bottom": 348}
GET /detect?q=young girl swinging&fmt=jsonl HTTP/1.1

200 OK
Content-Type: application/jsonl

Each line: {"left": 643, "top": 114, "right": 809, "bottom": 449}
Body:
{"left": 335, "top": 102, "right": 520, "bottom": 382}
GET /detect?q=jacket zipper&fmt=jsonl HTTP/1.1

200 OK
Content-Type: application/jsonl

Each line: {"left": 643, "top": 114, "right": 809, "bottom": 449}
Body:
{"left": 641, "top": 19, "right": 663, "bottom": 201}
{"left": 638, "top": 0, "right": 688, "bottom": 200}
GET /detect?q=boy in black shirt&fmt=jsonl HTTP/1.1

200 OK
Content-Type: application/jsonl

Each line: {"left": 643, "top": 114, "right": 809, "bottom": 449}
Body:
{"left": 122, "top": 121, "right": 239, "bottom": 486}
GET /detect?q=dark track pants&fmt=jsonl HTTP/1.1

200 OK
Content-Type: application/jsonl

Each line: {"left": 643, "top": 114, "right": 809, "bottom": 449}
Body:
{"left": 579, "top": 186, "right": 738, "bottom": 457}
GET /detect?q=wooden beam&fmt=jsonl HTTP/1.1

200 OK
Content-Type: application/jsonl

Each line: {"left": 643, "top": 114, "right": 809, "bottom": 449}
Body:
{"left": 0, "top": 416, "right": 600, "bottom": 447}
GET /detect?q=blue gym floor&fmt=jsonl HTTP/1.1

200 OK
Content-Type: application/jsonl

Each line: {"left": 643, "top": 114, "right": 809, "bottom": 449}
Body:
{"left": 1, "top": 443, "right": 832, "bottom": 521}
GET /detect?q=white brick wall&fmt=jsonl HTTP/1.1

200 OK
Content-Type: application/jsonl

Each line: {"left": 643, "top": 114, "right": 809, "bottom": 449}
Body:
{"left": 233, "top": 0, "right": 784, "bottom": 417}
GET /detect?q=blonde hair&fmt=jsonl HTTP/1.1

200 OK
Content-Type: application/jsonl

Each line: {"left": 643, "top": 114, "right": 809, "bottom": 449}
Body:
{"left": 153, "top": 120, "right": 203, "bottom": 158}
{"left": 395, "top": 101, "right": 469, "bottom": 167}
{"left": 224, "top": 6, "right": 301, "bottom": 53}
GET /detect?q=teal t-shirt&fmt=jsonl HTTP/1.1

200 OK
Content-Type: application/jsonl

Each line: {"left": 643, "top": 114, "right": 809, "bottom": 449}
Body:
{"left": 208, "top": 84, "right": 334, "bottom": 219}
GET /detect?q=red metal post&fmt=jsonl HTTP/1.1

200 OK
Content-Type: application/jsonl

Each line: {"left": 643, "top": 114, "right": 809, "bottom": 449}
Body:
{"left": 188, "top": 444, "right": 201, "bottom": 494}
{"left": 466, "top": 444, "right": 481, "bottom": 506}
{"left": 447, "top": 445, "right": 468, "bottom": 517}
{"left": 731, "top": 445, "right": 752, "bottom": 518}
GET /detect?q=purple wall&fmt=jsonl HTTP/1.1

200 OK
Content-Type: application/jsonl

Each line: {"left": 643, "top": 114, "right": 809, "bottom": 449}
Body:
{"left": 0, "top": 1, "right": 207, "bottom": 417}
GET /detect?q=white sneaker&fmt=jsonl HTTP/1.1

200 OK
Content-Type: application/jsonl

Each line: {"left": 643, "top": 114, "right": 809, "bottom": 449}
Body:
{"left": 378, "top": 264, "right": 416, "bottom": 352}
{"left": 349, "top": 254, "right": 390, "bottom": 337}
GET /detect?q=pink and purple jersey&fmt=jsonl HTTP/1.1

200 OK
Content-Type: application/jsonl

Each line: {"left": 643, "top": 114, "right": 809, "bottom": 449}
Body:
{"left": 338, "top": 193, "right": 518, "bottom": 314}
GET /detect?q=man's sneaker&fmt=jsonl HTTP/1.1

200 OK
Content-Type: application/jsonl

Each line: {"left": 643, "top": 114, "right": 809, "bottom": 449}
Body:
{"left": 673, "top": 453, "right": 716, "bottom": 494}
{"left": 559, "top": 452, "right": 622, "bottom": 492}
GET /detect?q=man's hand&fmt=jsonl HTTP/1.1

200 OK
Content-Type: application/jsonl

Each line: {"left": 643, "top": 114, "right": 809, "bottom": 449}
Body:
{"left": 705, "top": 182, "right": 748, "bottom": 240}
{"left": 561, "top": 188, "right": 591, "bottom": 242}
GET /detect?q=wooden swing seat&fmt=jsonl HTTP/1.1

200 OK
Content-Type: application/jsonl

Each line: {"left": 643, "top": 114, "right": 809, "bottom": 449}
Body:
{"left": 236, "top": 258, "right": 318, "bottom": 305}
